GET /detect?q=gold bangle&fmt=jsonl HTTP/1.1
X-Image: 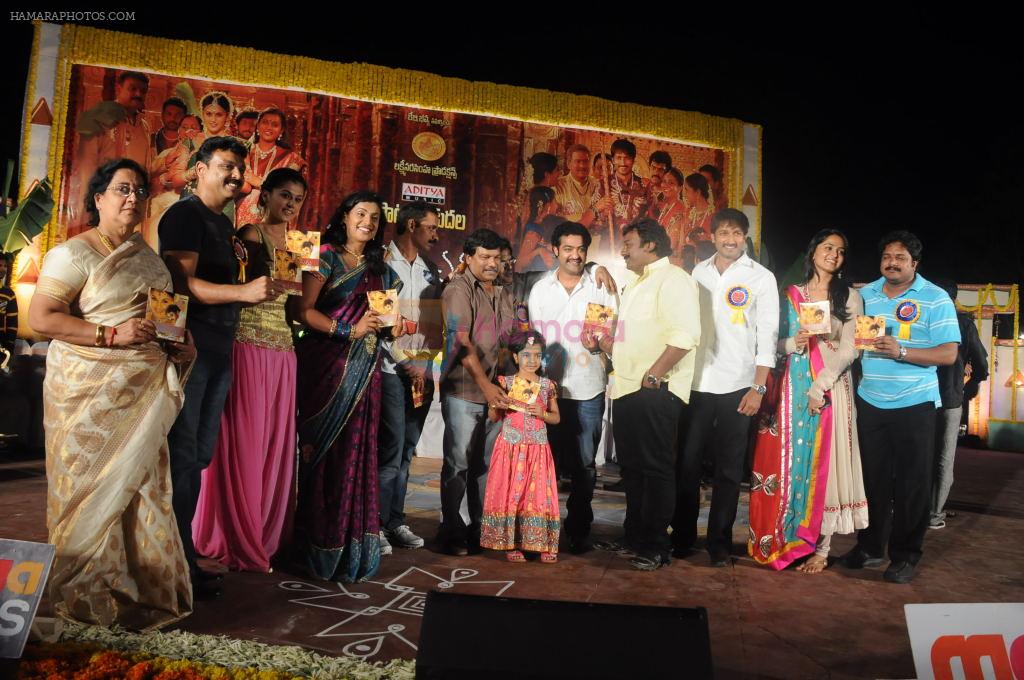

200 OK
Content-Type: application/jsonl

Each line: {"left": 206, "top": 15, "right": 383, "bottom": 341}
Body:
{"left": 329, "top": 319, "right": 338, "bottom": 336}
{"left": 94, "top": 324, "right": 106, "bottom": 347}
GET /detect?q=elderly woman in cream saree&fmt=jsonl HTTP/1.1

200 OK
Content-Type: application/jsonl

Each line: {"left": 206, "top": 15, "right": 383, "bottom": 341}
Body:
{"left": 30, "top": 159, "right": 194, "bottom": 630}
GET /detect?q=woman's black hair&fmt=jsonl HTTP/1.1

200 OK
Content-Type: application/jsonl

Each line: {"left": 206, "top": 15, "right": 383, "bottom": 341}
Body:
{"left": 258, "top": 167, "right": 308, "bottom": 208}
{"left": 323, "top": 190, "right": 388, "bottom": 275}
{"left": 803, "top": 228, "right": 852, "bottom": 323}
{"left": 527, "top": 186, "right": 556, "bottom": 223}
{"left": 684, "top": 173, "right": 710, "bottom": 200}
{"left": 528, "top": 152, "right": 558, "bottom": 184}
{"left": 84, "top": 158, "right": 149, "bottom": 227}
{"left": 200, "top": 92, "right": 232, "bottom": 115}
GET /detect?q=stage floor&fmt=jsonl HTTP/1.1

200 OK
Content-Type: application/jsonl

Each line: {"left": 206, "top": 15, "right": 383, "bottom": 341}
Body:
{"left": 1, "top": 446, "right": 1021, "bottom": 679}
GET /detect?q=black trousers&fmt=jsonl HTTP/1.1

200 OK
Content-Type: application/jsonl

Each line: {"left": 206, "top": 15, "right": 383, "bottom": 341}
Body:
{"left": 673, "top": 389, "right": 751, "bottom": 555}
{"left": 854, "top": 397, "right": 936, "bottom": 565}
{"left": 612, "top": 386, "right": 684, "bottom": 558}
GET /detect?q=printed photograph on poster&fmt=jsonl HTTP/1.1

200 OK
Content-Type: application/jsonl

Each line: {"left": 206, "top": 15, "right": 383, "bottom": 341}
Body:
{"left": 799, "top": 301, "right": 831, "bottom": 335}
{"left": 272, "top": 249, "right": 303, "bottom": 295}
{"left": 855, "top": 315, "right": 886, "bottom": 348}
{"left": 506, "top": 375, "right": 540, "bottom": 413}
{"left": 146, "top": 288, "right": 188, "bottom": 342}
{"left": 53, "top": 65, "right": 734, "bottom": 280}
{"left": 286, "top": 230, "right": 320, "bottom": 271}
{"left": 582, "top": 302, "right": 615, "bottom": 336}
{"left": 367, "top": 289, "right": 399, "bottom": 326}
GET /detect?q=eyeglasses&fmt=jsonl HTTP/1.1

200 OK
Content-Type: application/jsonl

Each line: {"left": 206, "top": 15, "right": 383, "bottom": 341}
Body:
{"left": 500, "top": 257, "right": 517, "bottom": 268}
{"left": 108, "top": 184, "right": 149, "bottom": 199}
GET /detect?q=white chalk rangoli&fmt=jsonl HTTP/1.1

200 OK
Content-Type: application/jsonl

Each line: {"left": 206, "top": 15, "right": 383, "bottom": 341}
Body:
{"left": 278, "top": 567, "right": 515, "bottom": 659}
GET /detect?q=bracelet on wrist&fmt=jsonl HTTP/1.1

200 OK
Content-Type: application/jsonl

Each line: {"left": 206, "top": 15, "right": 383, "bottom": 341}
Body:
{"left": 94, "top": 324, "right": 106, "bottom": 347}
{"left": 105, "top": 326, "right": 117, "bottom": 347}
{"left": 331, "top": 320, "right": 351, "bottom": 340}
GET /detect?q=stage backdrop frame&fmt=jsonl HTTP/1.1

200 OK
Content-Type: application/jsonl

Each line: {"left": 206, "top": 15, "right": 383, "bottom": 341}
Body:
{"left": 19, "top": 21, "right": 762, "bottom": 263}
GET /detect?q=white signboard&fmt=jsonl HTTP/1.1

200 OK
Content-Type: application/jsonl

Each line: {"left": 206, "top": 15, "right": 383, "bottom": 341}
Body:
{"left": 905, "top": 603, "right": 1024, "bottom": 680}
{"left": 1, "top": 539, "right": 56, "bottom": 658}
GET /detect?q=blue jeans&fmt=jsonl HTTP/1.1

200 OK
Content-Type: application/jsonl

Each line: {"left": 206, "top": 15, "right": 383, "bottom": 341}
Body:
{"left": 439, "top": 394, "right": 500, "bottom": 542}
{"left": 378, "top": 371, "right": 434, "bottom": 530}
{"left": 550, "top": 393, "right": 605, "bottom": 539}
{"left": 168, "top": 349, "right": 233, "bottom": 572}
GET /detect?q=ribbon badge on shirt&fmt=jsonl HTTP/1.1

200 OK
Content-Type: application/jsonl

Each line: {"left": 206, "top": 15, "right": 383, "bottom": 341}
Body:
{"left": 894, "top": 300, "right": 920, "bottom": 340}
{"left": 725, "top": 285, "right": 751, "bottom": 325}
{"left": 231, "top": 236, "right": 248, "bottom": 283}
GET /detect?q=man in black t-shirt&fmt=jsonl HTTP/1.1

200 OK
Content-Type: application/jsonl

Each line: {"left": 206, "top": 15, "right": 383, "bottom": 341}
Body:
{"left": 159, "top": 136, "right": 280, "bottom": 599}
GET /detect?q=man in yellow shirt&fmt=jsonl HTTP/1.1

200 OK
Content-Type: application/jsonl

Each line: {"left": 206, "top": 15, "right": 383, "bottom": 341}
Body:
{"left": 583, "top": 218, "right": 700, "bottom": 570}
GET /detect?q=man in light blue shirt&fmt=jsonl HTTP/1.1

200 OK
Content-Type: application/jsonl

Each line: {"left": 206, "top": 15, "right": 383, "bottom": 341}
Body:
{"left": 840, "top": 231, "right": 959, "bottom": 584}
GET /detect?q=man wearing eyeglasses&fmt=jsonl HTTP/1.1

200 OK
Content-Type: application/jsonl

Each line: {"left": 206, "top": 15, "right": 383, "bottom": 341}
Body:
{"left": 159, "top": 136, "right": 281, "bottom": 600}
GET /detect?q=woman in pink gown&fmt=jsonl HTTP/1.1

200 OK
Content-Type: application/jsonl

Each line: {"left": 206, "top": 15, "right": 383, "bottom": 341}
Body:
{"left": 192, "top": 168, "right": 308, "bottom": 571}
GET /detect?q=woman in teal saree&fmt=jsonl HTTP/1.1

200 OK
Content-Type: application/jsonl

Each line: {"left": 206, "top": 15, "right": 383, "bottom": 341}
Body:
{"left": 292, "top": 191, "right": 403, "bottom": 582}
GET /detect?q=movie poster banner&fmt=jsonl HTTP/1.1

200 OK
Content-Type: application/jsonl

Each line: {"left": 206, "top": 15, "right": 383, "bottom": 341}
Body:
{"left": 15, "top": 23, "right": 761, "bottom": 320}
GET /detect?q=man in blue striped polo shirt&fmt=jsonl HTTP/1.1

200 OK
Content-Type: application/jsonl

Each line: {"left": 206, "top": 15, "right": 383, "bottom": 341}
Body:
{"left": 840, "top": 231, "right": 960, "bottom": 584}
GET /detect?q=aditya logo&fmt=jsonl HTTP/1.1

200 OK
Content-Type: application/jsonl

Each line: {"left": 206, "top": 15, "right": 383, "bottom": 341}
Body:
{"left": 930, "top": 634, "right": 1024, "bottom": 680}
{"left": 401, "top": 183, "right": 446, "bottom": 205}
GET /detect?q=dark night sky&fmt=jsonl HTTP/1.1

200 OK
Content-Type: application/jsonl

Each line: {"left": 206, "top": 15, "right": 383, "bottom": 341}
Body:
{"left": 2, "top": 13, "right": 1021, "bottom": 286}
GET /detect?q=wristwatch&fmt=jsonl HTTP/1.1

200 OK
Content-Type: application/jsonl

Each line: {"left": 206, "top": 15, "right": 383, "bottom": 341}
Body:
{"left": 645, "top": 373, "right": 662, "bottom": 387}
{"left": 896, "top": 345, "right": 908, "bottom": 362}
{"left": 751, "top": 384, "right": 767, "bottom": 396}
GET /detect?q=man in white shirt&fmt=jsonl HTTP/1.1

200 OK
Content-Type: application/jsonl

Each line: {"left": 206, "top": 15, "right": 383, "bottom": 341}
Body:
{"left": 528, "top": 222, "right": 617, "bottom": 553}
{"left": 379, "top": 201, "right": 443, "bottom": 552}
{"left": 673, "top": 208, "right": 779, "bottom": 567}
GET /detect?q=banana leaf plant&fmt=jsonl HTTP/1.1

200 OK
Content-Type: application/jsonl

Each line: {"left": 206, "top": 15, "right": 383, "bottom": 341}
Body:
{"left": 0, "top": 176, "right": 54, "bottom": 254}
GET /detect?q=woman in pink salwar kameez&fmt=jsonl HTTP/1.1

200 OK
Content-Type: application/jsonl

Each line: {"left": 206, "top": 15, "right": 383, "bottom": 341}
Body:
{"left": 192, "top": 168, "right": 308, "bottom": 571}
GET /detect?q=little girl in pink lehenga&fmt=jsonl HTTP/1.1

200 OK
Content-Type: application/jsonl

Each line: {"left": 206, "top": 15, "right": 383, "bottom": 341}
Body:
{"left": 480, "top": 330, "right": 561, "bottom": 563}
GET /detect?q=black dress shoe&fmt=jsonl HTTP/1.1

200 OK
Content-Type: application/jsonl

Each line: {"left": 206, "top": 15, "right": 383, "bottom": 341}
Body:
{"left": 630, "top": 552, "right": 670, "bottom": 571}
{"left": 708, "top": 550, "right": 731, "bottom": 568}
{"left": 440, "top": 537, "right": 469, "bottom": 556}
{"left": 672, "top": 545, "right": 695, "bottom": 559}
{"left": 568, "top": 536, "right": 593, "bottom": 555}
{"left": 883, "top": 561, "right": 915, "bottom": 584}
{"left": 594, "top": 537, "right": 635, "bottom": 555}
{"left": 195, "top": 569, "right": 224, "bottom": 583}
{"left": 839, "top": 546, "right": 886, "bottom": 569}
{"left": 192, "top": 580, "right": 222, "bottom": 601}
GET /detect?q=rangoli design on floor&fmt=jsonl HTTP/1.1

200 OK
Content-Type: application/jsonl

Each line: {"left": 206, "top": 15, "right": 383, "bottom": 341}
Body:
{"left": 278, "top": 567, "right": 515, "bottom": 659}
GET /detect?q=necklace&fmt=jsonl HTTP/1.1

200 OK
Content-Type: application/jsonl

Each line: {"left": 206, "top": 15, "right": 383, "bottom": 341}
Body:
{"left": 252, "top": 144, "right": 278, "bottom": 165}
{"left": 802, "top": 283, "right": 829, "bottom": 301}
{"left": 97, "top": 230, "right": 117, "bottom": 253}
{"left": 342, "top": 244, "right": 365, "bottom": 261}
